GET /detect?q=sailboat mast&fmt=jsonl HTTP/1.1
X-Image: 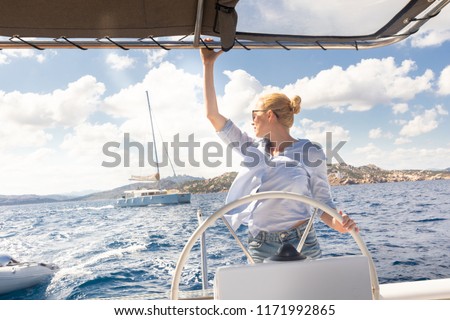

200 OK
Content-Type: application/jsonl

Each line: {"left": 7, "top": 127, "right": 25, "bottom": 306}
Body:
{"left": 145, "top": 91, "right": 161, "bottom": 188}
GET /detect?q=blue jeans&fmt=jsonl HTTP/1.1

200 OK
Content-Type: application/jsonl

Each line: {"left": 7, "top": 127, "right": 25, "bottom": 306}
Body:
{"left": 248, "top": 222, "right": 322, "bottom": 263}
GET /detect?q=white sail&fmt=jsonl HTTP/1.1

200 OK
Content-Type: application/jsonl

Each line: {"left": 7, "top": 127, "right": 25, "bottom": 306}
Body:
{"left": 129, "top": 173, "right": 160, "bottom": 182}
{"left": 116, "top": 91, "right": 191, "bottom": 207}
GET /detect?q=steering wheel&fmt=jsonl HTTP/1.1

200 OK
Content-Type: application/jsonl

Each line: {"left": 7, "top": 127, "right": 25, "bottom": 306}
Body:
{"left": 170, "top": 191, "right": 380, "bottom": 299}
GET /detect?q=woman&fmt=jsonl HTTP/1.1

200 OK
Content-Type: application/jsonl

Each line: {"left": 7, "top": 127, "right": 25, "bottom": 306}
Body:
{"left": 201, "top": 48, "right": 358, "bottom": 263}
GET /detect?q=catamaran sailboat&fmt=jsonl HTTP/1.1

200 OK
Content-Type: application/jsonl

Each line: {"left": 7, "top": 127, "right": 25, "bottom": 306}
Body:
{"left": 2, "top": 0, "right": 450, "bottom": 300}
{"left": 116, "top": 173, "right": 191, "bottom": 207}
{"left": 116, "top": 92, "right": 191, "bottom": 207}
{"left": 117, "top": 188, "right": 191, "bottom": 207}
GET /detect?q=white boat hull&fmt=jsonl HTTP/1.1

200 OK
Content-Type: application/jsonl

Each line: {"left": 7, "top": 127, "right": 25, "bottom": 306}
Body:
{"left": 0, "top": 262, "right": 58, "bottom": 295}
{"left": 379, "top": 278, "right": 450, "bottom": 300}
{"left": 116, "top": 193, "right": 191, "bottom": 207}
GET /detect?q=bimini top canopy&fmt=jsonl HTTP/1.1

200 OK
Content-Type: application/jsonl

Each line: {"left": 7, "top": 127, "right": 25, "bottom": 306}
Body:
{"left": 0, "top": 0, "right": 449, "bottom": 50}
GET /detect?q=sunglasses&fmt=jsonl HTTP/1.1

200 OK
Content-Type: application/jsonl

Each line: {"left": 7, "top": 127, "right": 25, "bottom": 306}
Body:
{"left": 252, "top": 109, "right": 279, "bottom": 120}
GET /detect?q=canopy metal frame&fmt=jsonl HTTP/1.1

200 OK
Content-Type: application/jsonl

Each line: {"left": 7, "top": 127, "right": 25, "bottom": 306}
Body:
{"left": 0, "top": 0, "right": 448, "bottom": 50}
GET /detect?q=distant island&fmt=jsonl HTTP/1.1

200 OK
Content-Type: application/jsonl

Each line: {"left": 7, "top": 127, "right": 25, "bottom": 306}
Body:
{"left": 178, "top": 164, "right": 450, "bottom": 193}
{"left": 0, "top": 164, "right": 449, "bottom": 206}
{"left": 326, "top": 164, "right": 450, "bottom": 186}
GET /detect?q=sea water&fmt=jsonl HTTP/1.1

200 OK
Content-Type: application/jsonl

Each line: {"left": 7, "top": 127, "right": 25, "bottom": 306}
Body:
{"left": 1, "top": 180, "right": 449, "bottom": 300}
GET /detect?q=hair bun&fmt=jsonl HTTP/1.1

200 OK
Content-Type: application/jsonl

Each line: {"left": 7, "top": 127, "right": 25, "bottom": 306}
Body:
{"left": 290, "top": 95, "right": 301, "bottom": 114}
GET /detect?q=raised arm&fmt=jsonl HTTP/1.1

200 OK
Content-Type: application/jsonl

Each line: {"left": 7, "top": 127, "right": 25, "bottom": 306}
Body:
{"left": 200, "top": 48, "right": 227, "bottom": 131}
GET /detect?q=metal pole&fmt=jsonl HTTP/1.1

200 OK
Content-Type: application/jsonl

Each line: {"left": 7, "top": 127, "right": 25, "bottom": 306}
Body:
{"left": 221, "top": 217, "right": 255, "bottom": 264}
{"left": 296, "top": 208, "right": 319, "bottom": 253}
{"left": 193, "top": 0, "right": 205, "bottom": 47}
{"left": 145, "top": 91, "right": 161, "bottom": 188}
{"left": 197, "top": 209, "right": 208, "bottom": 290}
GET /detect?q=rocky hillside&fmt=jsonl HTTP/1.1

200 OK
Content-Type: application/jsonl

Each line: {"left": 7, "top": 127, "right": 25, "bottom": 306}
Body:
{"left": 179, "top": 172, "right": 238, "bottom": 194}
{"left": 0, "top": 194, "right": 72, "bottom": 206}
{"left": 178, "top": 164, "right": 450, "bottom": 193}
{"left": 327, "top": 164, "right": 450, "bottom": 185}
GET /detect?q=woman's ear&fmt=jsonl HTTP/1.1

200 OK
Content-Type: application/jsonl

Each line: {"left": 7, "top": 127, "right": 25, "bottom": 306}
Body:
{"left": 268, "top": 110, "right": 277, "bottom": 121}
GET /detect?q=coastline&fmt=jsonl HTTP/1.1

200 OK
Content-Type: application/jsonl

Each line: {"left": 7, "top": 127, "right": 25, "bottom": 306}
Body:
{"left": 1, "top": 164, "right": 449, "bottom": 206}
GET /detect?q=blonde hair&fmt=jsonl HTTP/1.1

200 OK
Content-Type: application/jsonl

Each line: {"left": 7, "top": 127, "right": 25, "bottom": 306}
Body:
{"left": 260, "top": 93, "right": 301, "bottom": 128}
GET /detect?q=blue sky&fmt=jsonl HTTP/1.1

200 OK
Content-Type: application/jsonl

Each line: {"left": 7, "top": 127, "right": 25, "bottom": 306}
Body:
{"left": 0, "top": 6, "right": 449, "bottom": 195}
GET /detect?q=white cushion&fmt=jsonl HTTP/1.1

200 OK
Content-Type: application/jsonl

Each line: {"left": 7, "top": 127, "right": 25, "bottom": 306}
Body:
{"left": 214, "top": 255, "right": 373, "bottom": 300}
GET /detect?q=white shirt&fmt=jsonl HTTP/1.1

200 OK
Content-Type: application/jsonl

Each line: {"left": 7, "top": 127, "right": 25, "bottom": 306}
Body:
{"left": 217, "top": 119, "right": 336, "bottom": 237}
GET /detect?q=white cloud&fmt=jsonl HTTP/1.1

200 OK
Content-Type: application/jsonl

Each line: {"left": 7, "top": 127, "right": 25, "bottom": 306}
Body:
{"left": 144, "top": 50, "right": 169, "bottom": 68}
{"left": 238, "top": 0, "right": 407, "bottom": 37}
{"left": 0, "top": 145, "right": 133, "bottom": 195}
{"left": 399, "top": 105, "right": 448, "bottom": 137}
{"left": 0, "top": 75, "right": 105, "bottom": 154}
{"left": 0, "top": 75, "right": 105, "bottom": 128}
{"left": 238, "top": 0, "right": 450, "bottom": 48}
{"left": 52, "top": 76, "right": 106, "bottom": 126}
{"left": 352, "top": 143, "right": 450, "bottom": 170}
{"left": 0, "top": 49, "right": 53, "bottom": 64}
{"left": 437, "top": 65, "right": 450, "bottom": 95}
{"left": 0, "top": 122, "right": 52, "bottom": 150}
{"left": 353, "top": 143, "right": 386, "bottom": 164}
{"left": 394, "top": 137, "right": 412, "bottom": 145}
{"left": 1, "top": 121, "right": 137, "bottom": 195}
{"left": 221, "top": 69, "right": 264, "bottom": 126}
{"left": 369, "top": 128, "right": 382, "bottom": 139}
{"left": 291, "top": 118, "right": 349, "bottom": 148}
{"left": 409, "top": 6, "right": 450, "bottom": 48}
{"left": 218, "top": 58, "right": 434, "bottom": 116}
{"left": 0, "top": 53, "right": 8, "bottom": 64}
{"left": 103, "top": 62, "right": 203, "bottom": 126}
{"left": 387, "top": 147, "right": 450, "bottom": 170}
{"left": 283, "top": 57, "right": 433, "bottom": 112}
{"left": 392, "top": 103, "right": 409, "bottom": 114}
{"left": 394, "top": 119, "right": 408, "bottom": 126}
{"left": 106, "top": 52, "right": 135, "bottom": 70}
{"left": 411, "top": 29, "right": 450, "bottom": 48}
{"left": 369, "top": 128, "right": 393, "bottom": 139}
{"left": 60, "top": 122, "right": 122, "bottom": 158}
